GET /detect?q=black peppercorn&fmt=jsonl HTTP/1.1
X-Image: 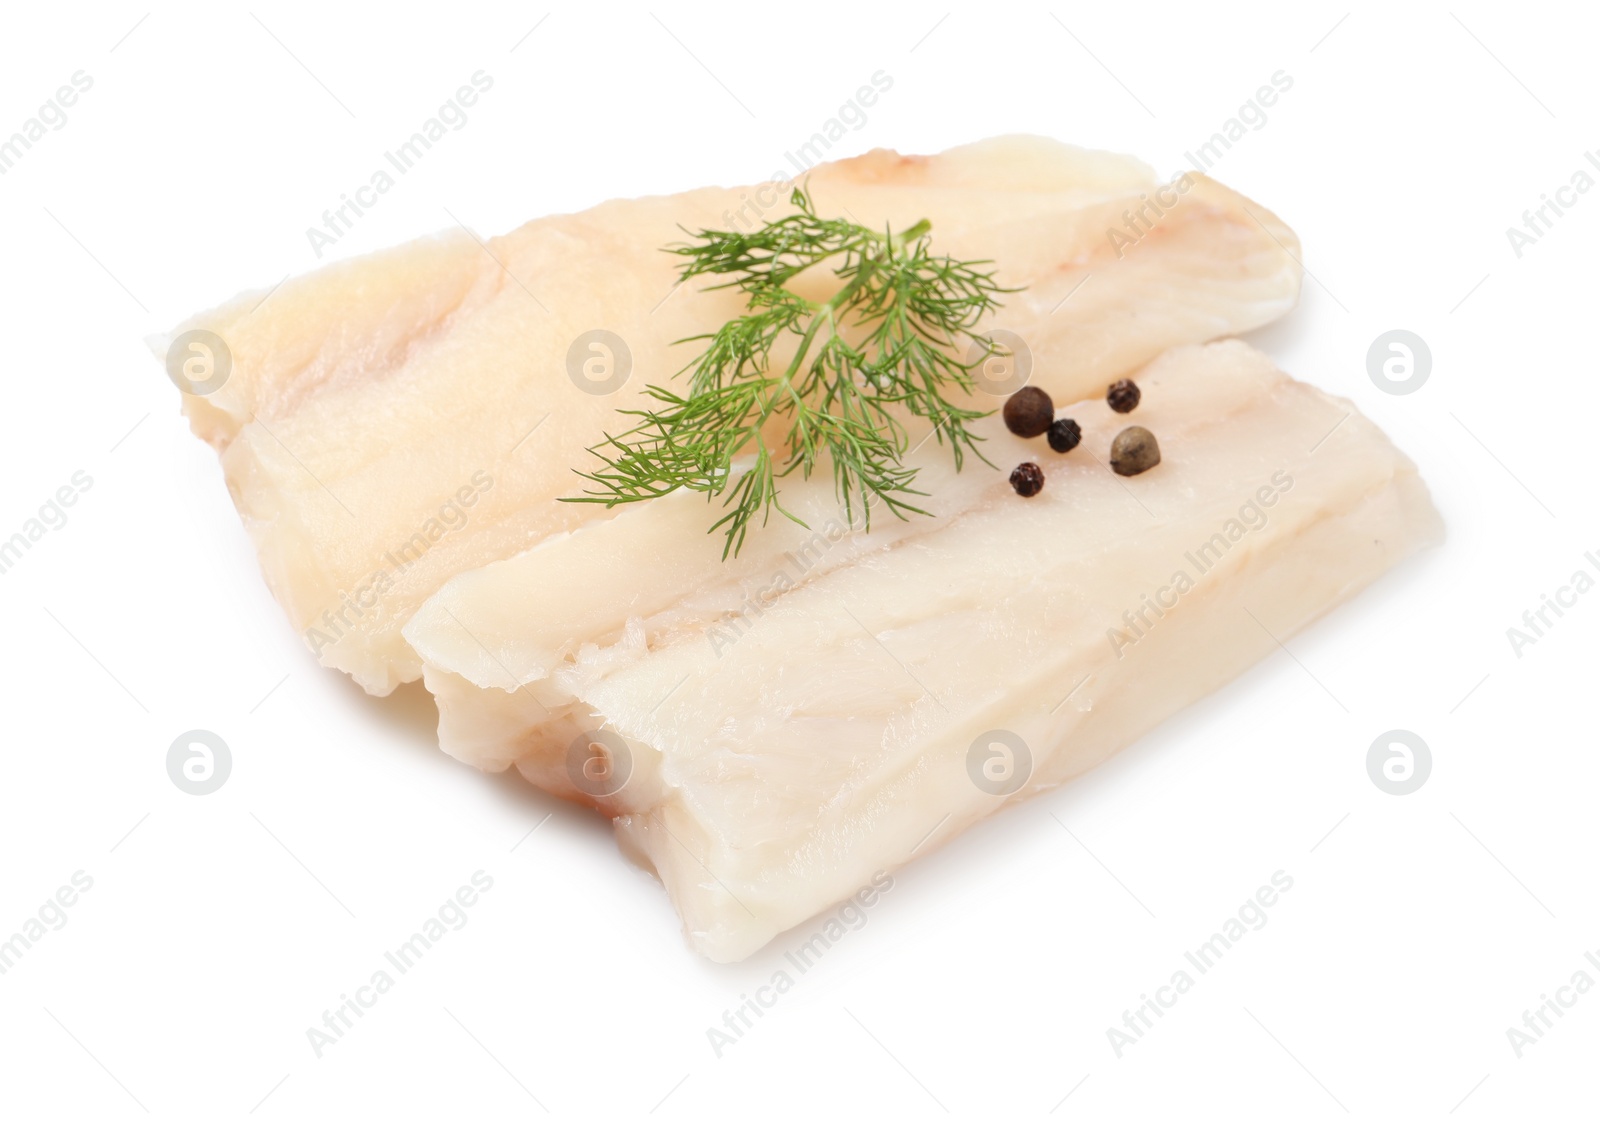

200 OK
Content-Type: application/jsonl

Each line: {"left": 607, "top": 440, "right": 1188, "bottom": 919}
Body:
{"left": 1009, "top": 462, "right": 1045, "bottom": 497}
{"left": 1110, "top": 426, "right": 1160, "bottom": 476}
{"left": 1003, "top": 386, "right": 1054, "bottom": 437}
{"left": 1047, "top": 417, "right": 1082, "bottom": 453}
{"left": 1107, "top": 379, "right": 1141, "bottom": 413}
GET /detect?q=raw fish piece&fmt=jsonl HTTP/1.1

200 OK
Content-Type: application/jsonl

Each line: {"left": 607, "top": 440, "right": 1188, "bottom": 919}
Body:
{"left": 157, "top": 136, "right": 1302, "bottom": 693}
{"left": 407, "top": 341, "right": 1442, "bottom": 961}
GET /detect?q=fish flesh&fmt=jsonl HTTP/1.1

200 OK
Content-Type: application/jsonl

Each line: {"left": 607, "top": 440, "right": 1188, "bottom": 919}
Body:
{"left": 407, "top": 340, "right": 1442, "bottom": 961}
{"left": 156, "top": 136, "right": 1302, "bottom": 693}
{"left": 157, "top": 137, "right": 1430, "bottom": 963}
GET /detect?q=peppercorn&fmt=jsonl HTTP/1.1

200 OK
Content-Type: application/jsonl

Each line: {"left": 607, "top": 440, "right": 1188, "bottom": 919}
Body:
{"left": 1107, "top": 379, "right": 1141, "bottom": 413}
{"left": 1047, "top": 417, "right": 1082, "bottom": 453}
{"left": 1003, "top": 386, "right": 1054, "bottom": 437}
{"left": 1010, "top": 462, "right": 1045, "bottom": 497}
{"left": 1110, "top": 426, "right": 1160, "bottom": 476}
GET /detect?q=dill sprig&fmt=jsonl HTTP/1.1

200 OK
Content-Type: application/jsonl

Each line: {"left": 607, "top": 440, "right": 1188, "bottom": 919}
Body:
{"left": 566, "top": 185, "right": 1016, "bottom": 558}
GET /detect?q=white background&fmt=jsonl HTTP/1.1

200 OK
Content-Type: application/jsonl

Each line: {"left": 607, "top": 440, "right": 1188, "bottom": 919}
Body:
{"left": 1, "top": 2, "right": 1595, "bottom": 1122}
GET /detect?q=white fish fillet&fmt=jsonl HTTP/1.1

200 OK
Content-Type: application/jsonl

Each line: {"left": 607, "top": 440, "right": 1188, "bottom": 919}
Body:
{"left": 407, "top": 340, "right": 1442, "bottom": 961}
{"left": 157, "top": 136, "right": 1302, "bottom": 693}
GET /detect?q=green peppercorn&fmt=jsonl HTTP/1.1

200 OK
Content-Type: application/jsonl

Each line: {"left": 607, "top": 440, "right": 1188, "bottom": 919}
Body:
{"left": 1010, "top": 462, "right": 1045, "bottom": 497}
{"left": 1003, "top": 386, "right": 1053, "bottom": 437}
{"left": 1110, "top": 426, "right": 1160, "bottom": 476}
{"left": 1107, "top": 379, "right": 1141, "bottom": 413}
{"left": 1047, "top": 418, "right": 1082, "bottom": 453}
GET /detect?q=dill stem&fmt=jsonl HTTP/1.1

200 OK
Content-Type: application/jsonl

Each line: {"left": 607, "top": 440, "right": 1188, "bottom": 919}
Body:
{"left": 759, "top": 270, "right": 868, "bottom": 458}
{"left": 783, "top": 273, "right": 865, "bottom": 385}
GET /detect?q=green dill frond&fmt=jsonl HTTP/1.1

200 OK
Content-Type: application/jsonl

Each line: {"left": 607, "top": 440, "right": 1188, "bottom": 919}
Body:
{"left": 565, "top": 183, "right": 1019, "bottom": 558}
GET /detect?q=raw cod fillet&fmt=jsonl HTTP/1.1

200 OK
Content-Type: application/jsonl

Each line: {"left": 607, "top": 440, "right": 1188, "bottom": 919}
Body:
{"left": 407, "top": 340, "right": 1443, "bottom": 961}
{"left": 156, "top": 135, "right": 1302, "bottom": 693}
